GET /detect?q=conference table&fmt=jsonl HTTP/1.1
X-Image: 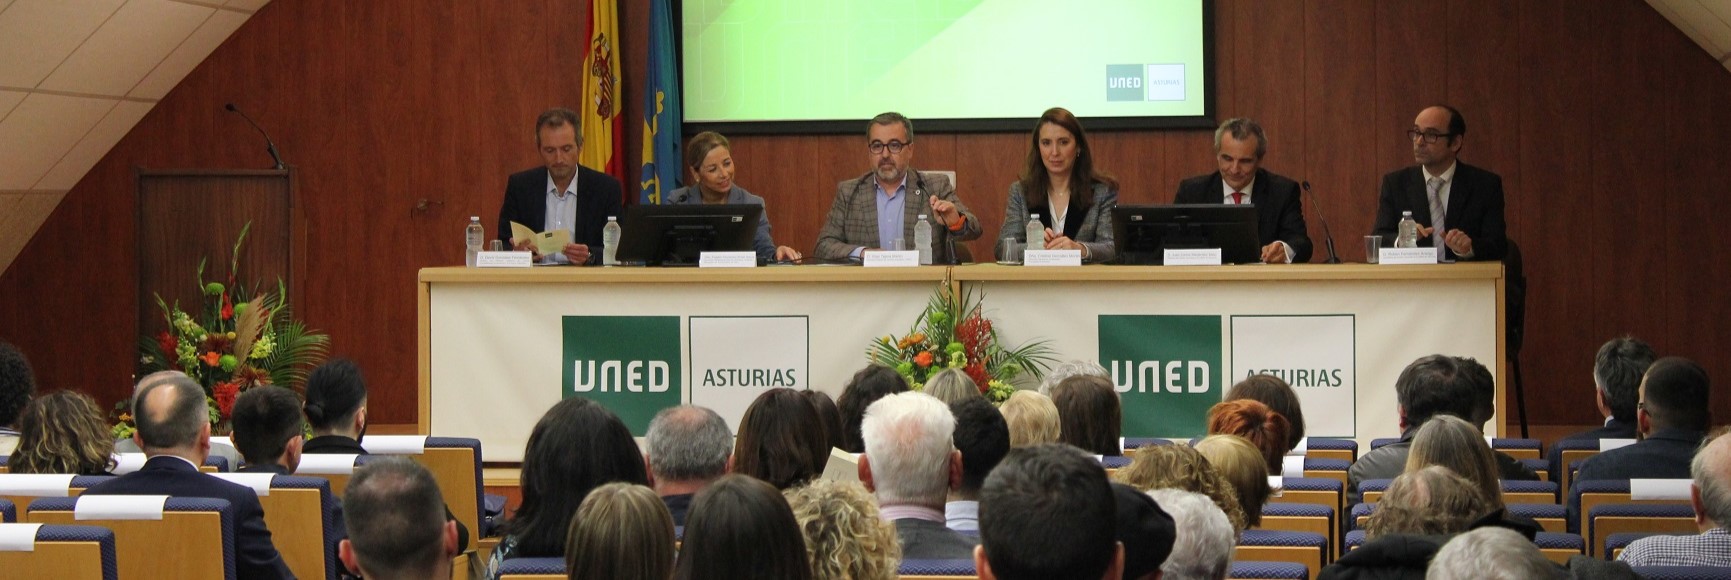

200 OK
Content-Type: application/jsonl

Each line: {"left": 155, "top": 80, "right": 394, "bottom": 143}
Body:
{"left": 417, "top": 263, "right": 1504, "bottom": 462}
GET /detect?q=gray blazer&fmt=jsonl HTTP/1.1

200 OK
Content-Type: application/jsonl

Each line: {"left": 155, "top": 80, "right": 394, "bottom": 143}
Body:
{"left": 1003, "top": 181, "right": 1117, "bottom": 263}
{"left": 814, "top": 170, "right": 982, "bottom": 262}
{"left": 664, "top": 184, "right": 779, "bottom": 261}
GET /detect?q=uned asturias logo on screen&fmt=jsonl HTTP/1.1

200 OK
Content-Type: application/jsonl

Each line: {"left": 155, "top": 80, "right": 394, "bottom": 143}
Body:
{"left": 1106, "top": 64, "right": 1187, "bottom": 102}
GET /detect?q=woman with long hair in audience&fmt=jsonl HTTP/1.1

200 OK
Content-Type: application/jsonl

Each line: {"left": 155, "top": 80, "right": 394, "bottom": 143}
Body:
{"left": 7, "top": 390, "right": 115, "bottom": 475}
{"left": 674, "top": 474, "right": 813, "bottom": 580}
{"left": 1404, "top": 415, "right": 1504, "bottom": 509}
{"left": 1112, "top": 443, "right": 1248, "bottom": 534}
{"left": 1000, "top": 390, "right": 1061, "bottom": 448}
{"left": 1193, "top": 434, "right": 1271, "bottom": 528}
{"left": 564, "top": 482, "right": 676, "bottom": 580}
{"left": 836, "top": 365, "right": 909, "bottom": 453}
{"left": 1052, "top": 375, "right": 1122, "bottom": 456}
{"left": 1225, "top": 373, "right": 1307, "bottom": 454}
{"left": 664, "top": 131, "right": 801, "bottom": 262}
{"left": 1206, "top": 399, "right": 1291, "bottom": 474}
{"left": 801, "top": 390, "right": 846, "bottom": 452}
{"left": 784, "top": 478, "right": 901, "bottom": 580}
{"left": 734, "top": 388, "right": 830, "bottom": 490}
{"left": 1002, "top": 107, "right": 1119, "bottom": 263}
{"left": 488, "top": 396, "right": 648, "bottom": 579}
{"left": 921, "top": 368, "right": 980, "bottom": 406}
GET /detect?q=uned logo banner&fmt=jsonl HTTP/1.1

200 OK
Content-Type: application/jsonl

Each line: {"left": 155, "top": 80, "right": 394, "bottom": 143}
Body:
{"left": 562, "top": 316, "right": 682, "bottom": 435}
{"left": 1098, "top": 315, "right": 1223, "bottom": 438}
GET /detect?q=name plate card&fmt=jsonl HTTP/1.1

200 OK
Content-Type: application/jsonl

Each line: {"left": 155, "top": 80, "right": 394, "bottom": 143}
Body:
{"left": 1024, "top": 249, "right": 1082, "bottom": 267}
{"left": 1163, "top": 248, "right": 1222, "bottom": 266}
{"left": 863, "top": 250, "right": 919, "bottom": 267}
{"left": 1378, "top": 248, "right": 1439, "bottom": 265}
{"left": 699, "top": 252, "right": 758, "bottom": 268}
{"left": 476, "top": 251, "right": 533, "bottom": 268}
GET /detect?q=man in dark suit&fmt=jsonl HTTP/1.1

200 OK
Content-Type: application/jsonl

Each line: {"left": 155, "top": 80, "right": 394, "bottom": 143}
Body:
{"left": 84, "top": 371, "right": 294, "bottom": 579}
{"left": 1173, "top": 117, "right": 1312, "bottom": 263}
{"left": 814, "top": 112, "right": 981, "bottom": 262}
{"left": 230, "top": 385, "right": 304, "bottom": 475}
{"left": 1546, "top": 337, "right": 1658, "bottom": 477}
{"left": 974, "top": 444, "right": 1126, "bottom": 580}
{"left": 1569, "top": 357, "right": 1712, "bottom": 531}
{"left": 497, "top": 107, "right": 624, "bottom": 265}
{"left": 340, "top": 458, "right": 459, "bottom": 580}
{"left": 1371, "top": 105, "right": 1507, "bottom": 261}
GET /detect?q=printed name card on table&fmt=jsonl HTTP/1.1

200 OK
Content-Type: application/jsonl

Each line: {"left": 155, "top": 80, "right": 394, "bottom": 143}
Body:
{"left": 1630, "top": 478, "right": 1694, "bottom": 500}
{"left": 476, "top": 251, "right": 533, "bottom": 268}
{"left": 863, "top": 250, "right": 919, "bottom": 267}
{"left": 699, "top": 251, "right": 758, "bottom": 268}
{"left": 1378, "top": 248, "right": 1439, "bottom": 265}
{"left": 1163, "top": 248, "right": 1222, "bottom": 266}
{"left": 1024, "top": 249, "right": 1082, "bottom": 267}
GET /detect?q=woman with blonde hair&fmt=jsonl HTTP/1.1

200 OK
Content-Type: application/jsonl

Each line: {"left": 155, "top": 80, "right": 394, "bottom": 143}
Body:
{"left": 1404, "top": 415, "right": 1503, "bottom": 509}
{"left": 783, "top": 478, "right": 901, "bottom": 580}
{"left": 665, "top": 131, "right": 801, "bottom": 262}
{"left": 1112, "top": 443, "right": 1248, "bottom": 534}
{"left": 999, "top": 390, "right": 1060, "bottom": 447}
{"left": 921, "top": 368, "right": 980, "bottom": 406}
{"left": 1193, "top": 435, "right": 1271, "bottom": 527}
{"left": 564, "top": 483, "right": 676, "bottom": 580}
{"left": 7, "top": 390, "right": 115, "bottom": 475}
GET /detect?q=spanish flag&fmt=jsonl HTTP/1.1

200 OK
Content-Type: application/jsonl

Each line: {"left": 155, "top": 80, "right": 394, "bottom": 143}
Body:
{"left": 580, "top": 0, "right": 624, "bottom": 184}
{"left": 639, "top": 0, "right": 682, "bottom": 205}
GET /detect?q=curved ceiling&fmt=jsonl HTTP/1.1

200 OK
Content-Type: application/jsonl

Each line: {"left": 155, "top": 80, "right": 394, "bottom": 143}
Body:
{"left": 1647, "top": 0, "right": 1731, "bottom": 74}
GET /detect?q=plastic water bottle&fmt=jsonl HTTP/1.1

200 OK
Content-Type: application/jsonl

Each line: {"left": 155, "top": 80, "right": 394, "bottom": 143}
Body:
{"left": 1024, "top": 213, "right": 1045, "bottom": 261}
{"left": 464, "top": 216, "right": 484, "bottom": 267}
{"left": 1395, "top": 211, "right": 1419, "bottom": 248}
{"left": 602, "top": 216, "right": 621, "bottom": 266}
{"left": 914, "top": 214, "right": 933, "bottom": 265}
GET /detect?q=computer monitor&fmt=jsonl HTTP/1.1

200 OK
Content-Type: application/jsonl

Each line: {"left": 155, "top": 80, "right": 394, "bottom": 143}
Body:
{"left": 614, "top": 204, "right": 762, "bottom": 266}
{"left": 1111, "top": 204, "right": 1261, "bottom": 265}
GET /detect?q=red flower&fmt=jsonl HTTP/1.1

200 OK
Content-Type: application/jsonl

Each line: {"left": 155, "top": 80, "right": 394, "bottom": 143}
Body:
{"left": 221, "top": 293, "right": 234, "bottom": 320}
{"left": 155, "top": 332, "right": 179, "bottom": 369}
{"left": 200, "top": 351, "right": 222, "bottom": 367}
{"left": 213, "top": 381, "right": 240, "bottom": 419}
{"left": 914, "top": 351, "right": 934, "bottom": 368}
{"left": 965, "top": 362, "right": 990, "bottom": 389}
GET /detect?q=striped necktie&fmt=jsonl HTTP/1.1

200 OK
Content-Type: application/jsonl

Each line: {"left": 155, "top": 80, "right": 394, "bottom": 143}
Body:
{"left": 1427, "top": 177, "right": 1447, "bottom": 257}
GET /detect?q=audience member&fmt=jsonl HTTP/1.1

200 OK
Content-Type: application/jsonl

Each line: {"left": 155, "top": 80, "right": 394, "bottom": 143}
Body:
{"left": 84, "top": 371, "right": 293, "bottom": 579}
{"left": 1618, "top": 427, "right": 1731, "bottom": 566}
{"left": 489, "top": 396, "right": 647, "bottom": 577}
{"left": 1193, "top": 435, "right": 1270, "bottom": 528}
{"left": 947, "top": 397, "right": 1010, "bottom": 531}
{"left": 1427, "top": 527, "right": 1559, "bottom": 580}
{"left": 1146, "top": 488, "right": 1235, "bottom": 580}
{"left": 924, "top": 368, "right": 982, "bottom": 406}
{"left": 1224, "top": 374, "right": 1306, "bottom": 454}
{"left": 1113, "top": 483, "right": 1177, "bottom": 580}
{"left": 1404, "top": 415, "right": 1503, "bottom": 508}
{"left": 564, "top": 482, "right": 676, "bottom": 580}
{"left": 1571, "top": 356, "right": 1712, "bottom": 530}
{"left": 340, "top": 457, "right": 459, "bottom": 580}
{"left": 784, "top": 478, "right": 901, "bottom": 580}
{"left": 1453, "top": 356, "right": 1540, "bottom": 481}
{"left": 803, "top": 390, "right": 846, "bottom": 452}
{"left": 860, "top": 391, "right": 978, "bottom": 559}
{"left": 1040, "top": 359, "right": 1110, "bottom": 396}
{"left": 230, "top": 385, "right": 304, "bottom": 474}
{"left": 643, "top": 405, "right": 732, "bottom": 526}
{"left": 1205, "top": 399, "right": 1289, "bottom": 473}
{"left": 1547, "top": 336, "right": 1656, "bottom": 478}
{"left": 1320, "top": 466, "right": 1493, "bottom": 580}
{"left": 1113, "top": 444, "right": 1248, "bottom": 534}
{"left": 0, "top": 340, "right": 35, "bottom": 455}
{"left": 734, "top": 387, "right": 829, "bottom": 489}
{"left": 6, "top": 390, "right": 115, "bottom": 475}
{"left": 837, "top": 365, "right": 909, "bottom": 453}
{"left": 674, "top": 474, "right": 813, "bottom": 580}
{"left": 1001, "top": 390, "right": 1061, "bottom": 447}
{"left": 1053, "top": 375, "right": 1123, "bottom": 456}
{"left": 975, "top": 443, "right": 1124, "bottom": 580}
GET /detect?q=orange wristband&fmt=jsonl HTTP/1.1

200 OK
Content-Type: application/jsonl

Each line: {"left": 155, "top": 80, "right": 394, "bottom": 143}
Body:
{"left": 947, "top": 218, "right": 965, "bottom": 232}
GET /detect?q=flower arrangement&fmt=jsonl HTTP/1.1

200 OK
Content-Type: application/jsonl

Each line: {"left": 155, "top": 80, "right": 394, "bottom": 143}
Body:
{"left": 869, "top": 284, "right": 1057, "bottom": 403}
{"left": 120, "top": 223, "right": 329, "bottom": 438}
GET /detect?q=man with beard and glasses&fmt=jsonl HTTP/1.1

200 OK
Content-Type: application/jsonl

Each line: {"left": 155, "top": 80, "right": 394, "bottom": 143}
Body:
{"left": 815, "top": 112, "right": 981, "bottom": 263}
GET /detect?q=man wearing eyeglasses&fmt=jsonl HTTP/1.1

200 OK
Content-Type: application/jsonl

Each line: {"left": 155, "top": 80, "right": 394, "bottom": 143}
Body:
{"left": 1370, "top": 105, "right": 1507, "bottom": 261}
{"left": 815, "top": 112, "right": 981, "bottom": 262}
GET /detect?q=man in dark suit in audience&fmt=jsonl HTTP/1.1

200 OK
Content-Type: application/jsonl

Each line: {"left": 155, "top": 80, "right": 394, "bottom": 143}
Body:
{"left": 340, "top": 457, "right": 459, "bottom": 580}
{"left": 860, "top": 392, "right": 979, "bottom": 559}
{"left": 975, "top": 444, "right": 1126, "bottom": 580}
{"left": 643, "top": 405, "right": 732, "bottom": 526}
{"left": 1371, "top": 105, "right": 1507, "bottom": 261}
{"left": 946, "top": 397, "right": 1009, "bottom": 532}
{"left": 84, "top": 371, "right": 294, "bottom": 579}
{"left": 1569, "top": 357, "right": 1712, "bottom": 531}
{"left": 231, "top": 385, "right": 305, "bottom": 474}
{"left": 496, "top": 107, "right": 624, "bottom": 265}
{"left": 1546, "top": 337, "right": 1657, "bottom": 478}
{"left": 1173, "top": 117, "right": 1312, "bottom": 264}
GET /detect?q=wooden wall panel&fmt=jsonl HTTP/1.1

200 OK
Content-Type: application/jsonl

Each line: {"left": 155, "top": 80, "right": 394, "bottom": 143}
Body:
{"left": 1, "top": 0, "right": 1729, "bottom": 431}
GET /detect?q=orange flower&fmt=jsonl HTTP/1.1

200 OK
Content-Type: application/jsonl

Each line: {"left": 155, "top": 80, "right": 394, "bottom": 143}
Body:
{"left": 200, "top": 351, "right": 222, "bottom": 367}
{"left": 914, "top": 351, "right": 934, "bottom": 367}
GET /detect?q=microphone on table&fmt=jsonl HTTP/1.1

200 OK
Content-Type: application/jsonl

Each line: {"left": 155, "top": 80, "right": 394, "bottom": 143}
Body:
{"left": 225, "top": 103, "right": 286, "bottom": 170}
{"left": 1301, "top": 180, "right": 1341, "bottom": 264}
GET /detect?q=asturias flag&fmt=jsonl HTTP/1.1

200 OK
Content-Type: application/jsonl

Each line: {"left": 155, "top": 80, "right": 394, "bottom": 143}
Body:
{"left": 581, "top": 0, "right": 625, "bottom": 184}
{"left": 639, "top": 0, "right": 682, "bottom": 205}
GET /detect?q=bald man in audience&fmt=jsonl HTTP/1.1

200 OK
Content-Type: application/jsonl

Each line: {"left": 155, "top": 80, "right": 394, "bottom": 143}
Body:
{"left": 975, "top": 443, "right": 1125, "bottom": 580}
{"left": 341, "top": 457, "right": 460, "bottom": 579}
{"left": 860, "top": 391, "right": 979, "bottom": 559}
{"left": 1618, "top": 427, "right": 1731, "bottom": 566}
{"left": 83, "top": 371, "right": 293, "bottom": 579}
{"left": 643, "top": 405, "right": 733, "bottom": 526}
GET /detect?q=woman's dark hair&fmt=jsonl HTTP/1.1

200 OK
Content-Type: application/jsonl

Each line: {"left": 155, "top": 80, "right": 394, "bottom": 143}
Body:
{"left": 505, "top": 397, "right": 648, "bottom": 557}
{"left": 303, "top": 358, "right": 367, "bottom": 431}
{"left": 802, "top": 390, "right": 845, "bottom": 453}
{"left": 835, "top": 365, "right": 909, "bottom": 453}
{"left": 673, "top": 474, "right": 812, "bottom": 580}
{"left": 734, "top": 388, "right": 829, "bottom": 490}
{"left": 8, "top": 390, "right": 115, "bottom": 475}
{"left": 1017, "top": 107, "right": 1117, "bottom": 211}
{"left": 1225, "top": 374, "right": 1306, "bottom": 453}
{"left": 1052, "top": 375, "right": 1122, "bottom": 456}
{"left": 0, "top": 340, "right": 36, "bottom": 427}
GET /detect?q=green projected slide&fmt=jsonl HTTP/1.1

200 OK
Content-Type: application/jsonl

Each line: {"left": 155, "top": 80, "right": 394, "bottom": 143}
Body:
{"left": 682, "top": 0, "right": 1208, "bottom": 124}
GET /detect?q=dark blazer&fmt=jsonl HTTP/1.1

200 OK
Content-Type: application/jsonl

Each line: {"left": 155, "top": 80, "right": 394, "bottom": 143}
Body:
{"left": 302, "top": 434, "right": 470, "bottom": 551}
{"left": 237, "top": 463, "right": 292, "bottom": 475}
{"left": 496, "top": 166, "right": 624, "bottom": 265}
{"left": 82, "top": 455, "right": 295, "bottom": 580}
{"left": 662, "top": 493, "right": 693, "bottom": 527}
{"left": 893, "top": 517, "right": 980, "bottom": 560}
{"left": 1173, "top": 169, "right": 1313, "bottom": 262}
{"left": 1370, "top": 161, "right": 1507, "bottom": 261}
{"left": 813, "top": 170, "right": 982, "bottom": 263}
{"left": 1546, "top": 418, "right": 1639, "bottom": 483}
{"left": 1567, "top": 427, "right": 1704, "bottom": 532}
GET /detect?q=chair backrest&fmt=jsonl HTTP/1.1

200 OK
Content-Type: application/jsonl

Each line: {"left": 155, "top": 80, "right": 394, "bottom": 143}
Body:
{"left": 1234, "top": 529, "right": 1326, "bottom": 579}
{"left": 1507, "top": 503, "right": 1568, "bottom": 533}
{"left": 1605, "top": 531, "right": 1692, "bottom": 561}
{"left": 30, "top": 496, "right": 236, "bottom": 580}
{"left": 1533, "top": 531, "right": 1585, "bottom": 565}
{"left": 1369, "top": 437, "right": 1400, "bottom": 450}
{"left": 899, "top": 558, "right": 977, "bottom": 579}
{"left": 1520, "top": 458, "right": 1550, "bottom": 483}
{"left": 1229, "top": 560, "right": 1310, "bottom": 580}
{"left": 497, "top": 556, "right": 566, "bottom": 580}
{"left": 0, "top": 523, "right": 119, "bottom": 580}
{"left": 1501, "top": 479, "right": 1559, "bottom": 505}
{"left": 1259, "top": 503, "right": 1335, "bottom": 558}
{"left": 1576, "top": 479, "right": 1693, "bottom": 537}
{"left": 1358, "top": 479, "right": 1393, "bottom": 505}
{"left": 0, "top": 497, "right": 11, "bottom": 522}
{"left": 358, "top": 436, "right": 485, "bottom": 538}
{"left": 1303, "top": 438, "right": 1358, "bottom": 463}
{"left": 212, "top": 473, "right": 341, "bottom": 580}
{"left": 1490, "top": 438, "right": 1541, "bottom": 461}
{"left": 1268, "top": 477, "right": 1343, "bottom": 514}
{"left": 1629, "top": 566, "right": 1731, "bottom": 580}
{"left": 1556, "top": 444, "right": 1603, "bottom": 492}
{"left": 1302, "top": 458, "right": 1351, "bottom": 488}
{"left": 1587, "top": 503, "right": 1698, "bottom": 558}
{"left": 0, "top": 475, "right": 113, "bottom": 523}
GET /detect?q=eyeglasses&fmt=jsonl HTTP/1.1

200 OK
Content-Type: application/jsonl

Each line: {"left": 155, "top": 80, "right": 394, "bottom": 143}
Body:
{"left": 868, "top": 140, "right": 909, "bottom": 154}
{"left": 1406, "top": 129, "right": 1454, "bottom": 144}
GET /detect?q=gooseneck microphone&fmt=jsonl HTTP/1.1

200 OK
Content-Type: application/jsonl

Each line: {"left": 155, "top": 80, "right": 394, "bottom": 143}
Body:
{"left": 225, "top": 103, "right": 286, "bottom": 170}
{"left": 1301, "top": 180, "right": 1342, "bottom": 264}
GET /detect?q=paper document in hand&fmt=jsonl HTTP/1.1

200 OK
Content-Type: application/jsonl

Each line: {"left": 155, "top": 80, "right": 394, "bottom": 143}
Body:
{"left": 821, "top": 448, "right": 861, "bottom": 482}
{"left": 510, "top": 221, "right": 572, "bottom": 255}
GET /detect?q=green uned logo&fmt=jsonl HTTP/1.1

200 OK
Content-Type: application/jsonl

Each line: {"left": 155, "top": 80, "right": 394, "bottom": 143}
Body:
{"left": 562, "top": 316, "right": 682, "bottom": 435}
{"left": 1098, "top": 315, "right": 1223, "bottom": 438}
